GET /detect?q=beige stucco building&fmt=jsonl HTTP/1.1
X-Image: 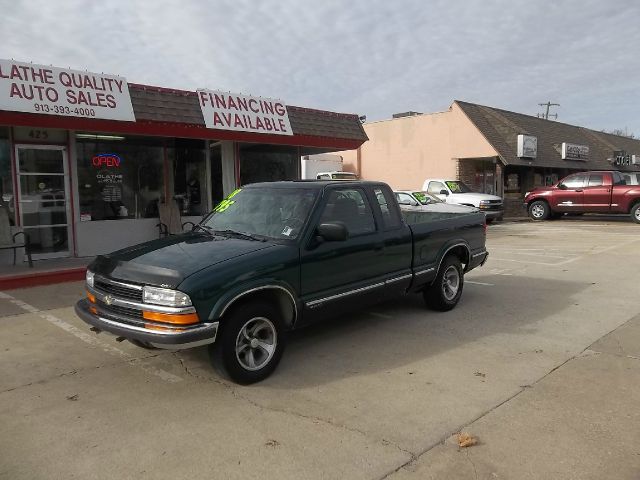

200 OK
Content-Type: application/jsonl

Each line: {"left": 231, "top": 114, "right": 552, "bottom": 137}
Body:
{"left": 341, "top": 102, "right": 498, "bottom": 191}
{"left": 340, "top": 100, "right": 640, "bottom": 216}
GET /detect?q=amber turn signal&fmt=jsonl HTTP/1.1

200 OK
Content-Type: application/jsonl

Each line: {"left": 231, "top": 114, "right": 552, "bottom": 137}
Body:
{"left": 87, "top": 291, "right": 96, "bottom": 303}
{"left": 144, "top": 323, "right": 185, "bottom": 332}
{"left": 89, "top": 306, "right": 98, "bottom": 315}
{"left": 142, "top": 311, "right": 199, "bottom": 325}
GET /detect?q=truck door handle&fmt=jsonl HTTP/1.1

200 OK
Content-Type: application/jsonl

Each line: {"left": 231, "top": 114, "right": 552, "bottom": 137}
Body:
{"left": 575, "top": 189, "right": 583, "bottom": 192}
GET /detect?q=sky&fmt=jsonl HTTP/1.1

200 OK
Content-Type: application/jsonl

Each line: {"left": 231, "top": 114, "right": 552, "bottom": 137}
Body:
{"left": 1, "top": 0, "right": 639, "bottom": 134}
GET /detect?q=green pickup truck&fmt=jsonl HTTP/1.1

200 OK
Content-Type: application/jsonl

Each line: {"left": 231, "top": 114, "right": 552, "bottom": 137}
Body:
{"left": 76, "top": 181, "right": 488, "bottom": 383}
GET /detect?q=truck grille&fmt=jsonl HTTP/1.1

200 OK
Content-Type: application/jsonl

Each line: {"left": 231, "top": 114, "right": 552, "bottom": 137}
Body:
{"left": 94, "top": 278, "right": 143, "bottom": 302}
{"left": 97, "top": 300, "right": 143, "bottom": 320}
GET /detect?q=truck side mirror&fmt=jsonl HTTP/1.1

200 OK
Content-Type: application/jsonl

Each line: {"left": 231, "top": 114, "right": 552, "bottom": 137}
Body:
{"left": 439, "top": 189, "right": 449, "bottom": 195}
{"left": 317, "top": 222, "right": 349, "bottom": 242}
{"left": 558, "top": 184, "right": 567, "bottom": 190}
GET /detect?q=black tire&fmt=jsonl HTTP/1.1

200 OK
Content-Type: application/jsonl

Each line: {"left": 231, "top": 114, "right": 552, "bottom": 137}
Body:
{"left": 209, "top": 301, "right": 285, "bottom": 384}
{"left": 486, "top": 218, "right": 494, "bottom": 224}
{"left": 631, "top": 203, "right": 640, "bottom": 224}
{"left": 528, "top": 200, "right": 550, "bottom": 221}
{"left": 423, "top": 255, "right": 464, "bottom": 311}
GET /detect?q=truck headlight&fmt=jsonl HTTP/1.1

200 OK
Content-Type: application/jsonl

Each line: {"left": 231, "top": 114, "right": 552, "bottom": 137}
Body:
{"left": 479, "top": 200, "right": 490, "bottom": 205}
{"left": 86, "top": 270, "right": 94, "bottom": 289}
{"left": 143, "top": 286, "right": 192, "bottom": 307}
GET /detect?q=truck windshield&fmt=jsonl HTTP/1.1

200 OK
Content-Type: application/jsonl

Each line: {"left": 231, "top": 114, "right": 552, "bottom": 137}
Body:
{"left": 201, "top": 187, "right": 317, "bottom": 240}
{"left": 445, "top": 181, "right": 472, "bottom": 193}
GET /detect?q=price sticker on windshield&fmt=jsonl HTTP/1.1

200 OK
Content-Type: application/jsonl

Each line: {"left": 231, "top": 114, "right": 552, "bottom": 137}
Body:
{"left": 213, "top": 188, "right": 241, "bottom": 213}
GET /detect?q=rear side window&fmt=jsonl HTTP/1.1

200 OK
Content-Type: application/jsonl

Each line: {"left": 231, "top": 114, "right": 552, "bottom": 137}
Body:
{"left": 588, "top": 175, "right": 604, "bottom": 187}
{"left": 612, "top": 172, "right": 627, "bottom": 186}
{"left": 374, "top": 187, "right": 402, "bottom": 229}
{"left": 427, "top": 181, "right": 447, "bottom": 195}
{"left": 561, "top": 174, "right": 586, "bottom": 189}
{"left": 319, "top": 188, "right": 376, "bottom": 236}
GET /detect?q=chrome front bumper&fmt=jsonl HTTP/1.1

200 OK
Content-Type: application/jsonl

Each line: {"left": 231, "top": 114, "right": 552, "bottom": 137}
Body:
{"left": 75, "top": 299, "right": 219, "bottom": 349}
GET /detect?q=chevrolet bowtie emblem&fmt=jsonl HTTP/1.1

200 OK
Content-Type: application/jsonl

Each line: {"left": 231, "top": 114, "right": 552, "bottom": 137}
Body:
{"left": 104, "top": 295, "right": 113, "bottom": 305}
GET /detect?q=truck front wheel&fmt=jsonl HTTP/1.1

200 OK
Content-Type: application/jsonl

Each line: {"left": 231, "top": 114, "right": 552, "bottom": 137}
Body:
{"left": 631, "top": 203, "right": 640, "bottom": 224}
{"left": 424, "top": 255, "right": 464, "bottom": 311}
{"left": 209, "top": 301, "right": 285, "bottom": 384}
{"left": 528, "top": 200, "right": 550, "bottom": 221}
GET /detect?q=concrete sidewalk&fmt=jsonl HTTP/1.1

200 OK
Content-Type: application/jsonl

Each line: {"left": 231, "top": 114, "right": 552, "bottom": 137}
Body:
{"left": 389, "top": 314, "right": 640, "bottom": 480}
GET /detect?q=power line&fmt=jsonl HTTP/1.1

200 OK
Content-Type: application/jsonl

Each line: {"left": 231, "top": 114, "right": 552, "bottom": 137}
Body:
{"left": 537, "top": 102, "right": 560, "bottom": 120}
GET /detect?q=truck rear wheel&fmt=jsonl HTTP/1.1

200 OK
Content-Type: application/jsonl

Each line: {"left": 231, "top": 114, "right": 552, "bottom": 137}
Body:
{"left": 209, "top": 301, "right": 285, "bottom": 384}
{"left": 631, "top": 203, "right": 640, "bottom": 224}
{"left": 423, "top": 255, "right": 464, "bottom": 311}
{"left": 528, "top": 200, "right": 550, "bottom": 221}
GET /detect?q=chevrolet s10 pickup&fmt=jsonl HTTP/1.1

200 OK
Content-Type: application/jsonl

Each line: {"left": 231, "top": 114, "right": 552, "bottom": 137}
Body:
{"left": 76, "top": 181, "right": 489, "bottom": 383}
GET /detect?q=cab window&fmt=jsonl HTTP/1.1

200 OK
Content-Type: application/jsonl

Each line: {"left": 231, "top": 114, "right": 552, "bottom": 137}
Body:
{"left": 587, "top": 174, "right": 604, "bottom": 187}
{"left": 560, "top": 174, "right": 586, "bottom": 189}
{"left": 374, "top": 187, "right": 402, "bottom": 229}
{"left": 319, "top": 188, "right": 376, "bottom": 236}
{"left": 427, "top": 181, "right": 447, "bottom": 195}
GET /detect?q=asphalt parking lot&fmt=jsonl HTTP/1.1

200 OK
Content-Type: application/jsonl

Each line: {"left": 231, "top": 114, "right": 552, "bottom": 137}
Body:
{"left": 1, "top": 217, "right": 639, "bottom": 480}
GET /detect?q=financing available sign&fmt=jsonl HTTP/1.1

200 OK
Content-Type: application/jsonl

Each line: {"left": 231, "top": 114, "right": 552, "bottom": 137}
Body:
{"left": 0, "top": 59, "right": 135, "bottom": 121}
{"left": 197, "top": 90, "right": 293, "bottom": 136}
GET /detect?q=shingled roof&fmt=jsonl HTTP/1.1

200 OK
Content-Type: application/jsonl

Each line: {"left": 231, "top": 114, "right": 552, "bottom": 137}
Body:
{"left": 456, "top": 100, "right": 640, "bottom": 172}
{"left": 128, "top": 84, "right": 368, "bottom": 142}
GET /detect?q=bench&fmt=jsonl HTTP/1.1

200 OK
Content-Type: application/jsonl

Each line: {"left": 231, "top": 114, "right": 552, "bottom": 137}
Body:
{"left": 0, "top": 206, "right": 33, "bottom": 267}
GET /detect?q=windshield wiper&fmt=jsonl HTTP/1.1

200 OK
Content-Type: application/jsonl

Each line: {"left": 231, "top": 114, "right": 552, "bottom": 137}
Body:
{"left": 213, "top": 229, "right": 267, "bottom": 242}
{"left": 193, "top": 224, "right": 215, "bottom": 236}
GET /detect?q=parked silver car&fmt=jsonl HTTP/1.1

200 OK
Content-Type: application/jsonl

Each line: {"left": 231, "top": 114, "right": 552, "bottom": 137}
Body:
{"left": 394, "top": 190, "right": 480, "bottom": 214}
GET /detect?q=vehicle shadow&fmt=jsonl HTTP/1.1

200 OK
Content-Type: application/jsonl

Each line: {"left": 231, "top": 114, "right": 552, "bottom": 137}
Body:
{"left": 178, "top": 274, "right": 592, "bottom": 388}
{"left": 556, "top": 214, "right": 635, "bottom": 224}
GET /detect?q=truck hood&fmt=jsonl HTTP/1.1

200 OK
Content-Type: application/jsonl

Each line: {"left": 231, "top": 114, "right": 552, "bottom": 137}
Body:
{"left": 525, "top": 186, "right": 555, "bottom": 198}
{"left": 89, "top": 232, "right": 276, "bottom": 288}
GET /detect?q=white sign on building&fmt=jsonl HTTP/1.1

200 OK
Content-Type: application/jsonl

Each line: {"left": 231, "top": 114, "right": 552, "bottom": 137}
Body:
{"left": 197, "top": 90, "right": 293, "bottom": 136}
{"left": 0, "top": 59, "right": 135, "bottom": 122}
{"left": 517, "top": 134, "right": 537, "bottom": 158}
{"left": 561, "top": 142, "right": 589, "bottom": 161}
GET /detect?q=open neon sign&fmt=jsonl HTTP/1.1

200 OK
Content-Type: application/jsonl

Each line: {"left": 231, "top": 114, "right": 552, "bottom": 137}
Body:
{"left": 92, "top": 153, "right": 122, "bottom": 167}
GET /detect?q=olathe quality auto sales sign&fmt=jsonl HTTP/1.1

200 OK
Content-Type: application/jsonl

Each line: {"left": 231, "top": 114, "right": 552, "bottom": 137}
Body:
{"left": 197, "top": 89, "right": 293, "bottom": 136}
{"left": 0, "top": 59, "right": 135, "bottom": 121}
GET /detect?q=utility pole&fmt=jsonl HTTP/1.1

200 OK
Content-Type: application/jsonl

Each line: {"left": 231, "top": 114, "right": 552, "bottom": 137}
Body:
{"left": 537, "top": 102, "right": 559, "bottom": 120}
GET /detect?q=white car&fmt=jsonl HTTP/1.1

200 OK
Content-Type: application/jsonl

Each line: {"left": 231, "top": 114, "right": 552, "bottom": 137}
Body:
{"left": 394, "top": 190, "right": 479, "bottom": 214}
{"left": 422, "top": 179, "right": 503, "bottom": 222}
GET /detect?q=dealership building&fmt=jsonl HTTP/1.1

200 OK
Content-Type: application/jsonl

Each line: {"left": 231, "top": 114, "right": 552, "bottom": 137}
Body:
{"left": 341, "top": 101, "right": 640, "bottom": 216}
{"left": 0, "top": 59, "right": 367, "bottom": 265}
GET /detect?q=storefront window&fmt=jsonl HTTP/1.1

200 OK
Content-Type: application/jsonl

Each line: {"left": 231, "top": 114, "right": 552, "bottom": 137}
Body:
{"left": 168, "top": 139, "right": 208, "bottom": 216}
{"left": 0, "top": 127, "right": 14, "bottom": 225}
{"left": 76, "top": 135, "right": 164, "bottom": 221}
{"left": 239, "top": 144, "right": 298, "bottom": 186}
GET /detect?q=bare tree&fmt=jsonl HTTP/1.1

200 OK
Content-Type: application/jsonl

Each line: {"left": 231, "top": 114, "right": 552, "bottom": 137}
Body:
{"left": 603, "top": 127, "right": 635, "bottom": 139}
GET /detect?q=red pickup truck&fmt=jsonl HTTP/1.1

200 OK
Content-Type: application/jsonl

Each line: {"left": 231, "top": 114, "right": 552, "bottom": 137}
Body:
{"left": 524, "top": 170, "right": 640, "bottom": 223}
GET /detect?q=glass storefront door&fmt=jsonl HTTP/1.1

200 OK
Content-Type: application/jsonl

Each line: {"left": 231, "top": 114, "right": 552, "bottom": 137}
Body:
{"left": 15, "top": 145, "right": 71, "bottom": 259}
